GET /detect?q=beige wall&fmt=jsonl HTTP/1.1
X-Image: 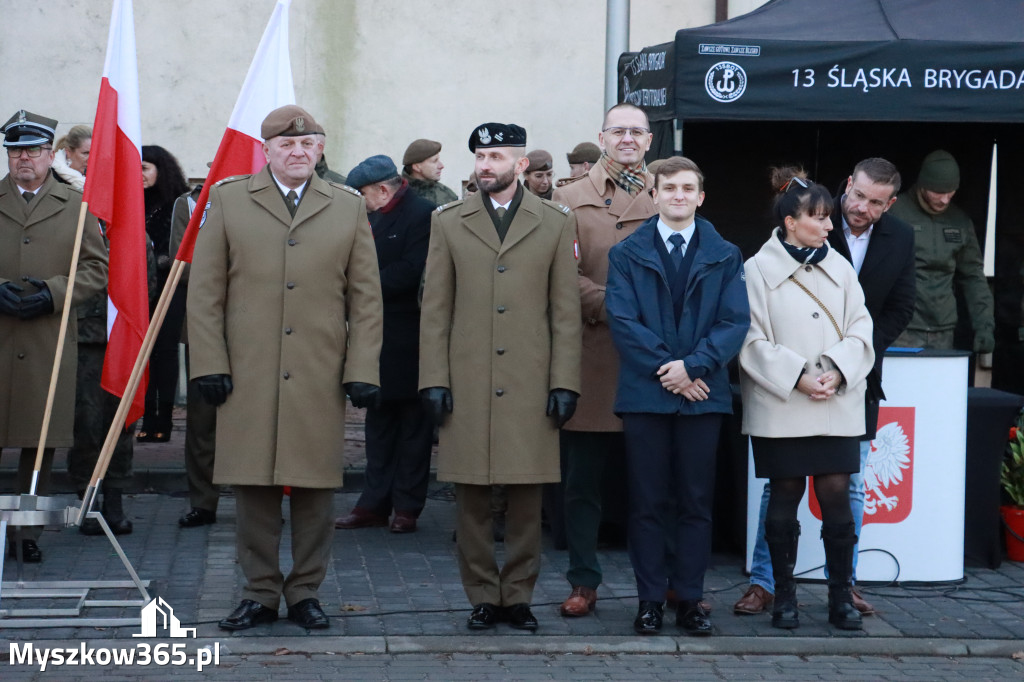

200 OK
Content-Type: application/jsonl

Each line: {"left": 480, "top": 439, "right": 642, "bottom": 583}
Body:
{"left": 0, "top": 0, "right": 766, "bottom": 189}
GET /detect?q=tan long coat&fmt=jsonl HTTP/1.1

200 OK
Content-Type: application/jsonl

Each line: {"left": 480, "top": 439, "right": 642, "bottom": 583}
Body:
{"left": 552, "top": 164, "right": 655, "bottom": 432}
{"left": 419, "top": 189, "right": 582, "bottom": 485}
{"left": 0, "top": 173, "right": 107, "bottom": 447}
{"left": 187, "top": 168, "right": 382, "bottom": 488}
{"left": 739, "top": 230, "right": 874, "bottom": 438}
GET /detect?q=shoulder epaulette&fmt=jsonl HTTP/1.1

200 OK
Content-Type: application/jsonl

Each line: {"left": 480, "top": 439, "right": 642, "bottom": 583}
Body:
{"left": 436, "top": 199, "right": 463, "bottom": 214}
{"left": 214, "top": 175, "right": 248, "bottom": 187}
{"left": 556, "top": 175, "right": 585, "bottom": 188}
{"left": 328, "top": 181, "right": 361, "bottom": 196}
{"left": 541, "top": 198, "right": 571, "bottom": 215}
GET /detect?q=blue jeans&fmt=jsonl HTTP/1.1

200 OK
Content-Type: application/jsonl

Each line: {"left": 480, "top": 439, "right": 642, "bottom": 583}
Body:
{"left": 748, "top": 440, "right": 870, "bottom": 592}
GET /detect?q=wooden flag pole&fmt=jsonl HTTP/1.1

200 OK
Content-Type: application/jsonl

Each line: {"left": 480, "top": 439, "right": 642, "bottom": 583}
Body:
{"left": 29, "top": 201, "right": 90, "bottom": 496}
{"left": 77, "top": 258, "right": 186, "bottom": 525}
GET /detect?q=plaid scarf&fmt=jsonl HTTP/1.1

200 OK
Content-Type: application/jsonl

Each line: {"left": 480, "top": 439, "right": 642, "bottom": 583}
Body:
{"left": 600, "top": 153, "right": 647, "bottom": 195}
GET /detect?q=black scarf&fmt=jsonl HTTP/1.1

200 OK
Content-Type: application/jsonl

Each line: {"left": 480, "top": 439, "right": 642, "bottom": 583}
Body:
{"left": 777, "top": 228, "right": 828, "bottom": 265}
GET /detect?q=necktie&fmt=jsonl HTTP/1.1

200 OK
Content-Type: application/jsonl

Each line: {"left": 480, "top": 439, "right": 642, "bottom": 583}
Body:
{"left": 495, "top": 207, "right": 506, "bottom": 219}
{"left": 285, "top": 190, "right": 298, "bottom": 217}
{"left": 22, "top": 191, "right": 34, "bottom": 203}
{"left": 668, "top": 233, "right": 686, "bottom": 269}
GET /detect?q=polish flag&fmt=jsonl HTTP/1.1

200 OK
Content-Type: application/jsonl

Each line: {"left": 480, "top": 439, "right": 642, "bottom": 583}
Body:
{"left": 82, "top": 0, "right": 148, "bottom": 425}
{"left": 174, "top": 0, "right": 295, "bottom": 263}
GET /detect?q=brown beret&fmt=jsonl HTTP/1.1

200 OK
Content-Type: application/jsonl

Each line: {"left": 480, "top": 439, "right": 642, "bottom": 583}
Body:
{"left": 525, "top": 149, "right": 553, "bottom": 173}
{"left": 403, "top": 139, "right": 442, "bottom": 166}
{"left": 567, "top": 141, "right": 601, "bottom": 165}
{"left": 260, "top": 105, "right": 319, "bottom": 140}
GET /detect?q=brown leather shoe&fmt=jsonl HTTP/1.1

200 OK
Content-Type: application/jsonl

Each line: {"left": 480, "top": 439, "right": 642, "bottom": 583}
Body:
{"left": 334, "top": 507, "right": 388, "bottom": 529}
{"left": 389, "top": 513, "right": 418, "bottom": 534}
{"left": 851, "top": 588, "right": 875, "bottom": 615}
{"left": 733, "top": 584, "right": 774, "bottom": 615}
{"left": 560, "top": 585, "right": 597, "bottom": 617}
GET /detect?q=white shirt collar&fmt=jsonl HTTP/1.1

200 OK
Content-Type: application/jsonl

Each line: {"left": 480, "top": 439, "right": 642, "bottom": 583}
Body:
{"left": 489, "top": 195, "right": 513, "bottom": 211}
{"left": 270, "top": 172, "right": 308, "bottom": 200}
{"left": 656, "top": 218, "right": 696, "bottom": 252}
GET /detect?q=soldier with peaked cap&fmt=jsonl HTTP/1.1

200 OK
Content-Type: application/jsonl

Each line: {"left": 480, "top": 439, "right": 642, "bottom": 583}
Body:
{"left": 402, "top": 138, "right": 459, "bottom": 207}
{"left": 188, "top": 104, "right": 383, "bottom": 631}
{"left": 0, "top": 110, "right": 107, "bottom": 562}
{"left": 419, "top": 122, "right": 582, "bottom": 632}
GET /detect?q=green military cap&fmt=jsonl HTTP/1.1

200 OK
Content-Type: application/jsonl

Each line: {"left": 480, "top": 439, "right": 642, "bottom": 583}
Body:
{"left": 403, "top": 139, "right": 442, "bottom": 166}
{"left": 260, "top": 105, "right": 320, "bottom": 140}
{"left": 2, "top": 109, "right": 58, "bottom": 147}
{"left": 917, "top": 150, "right": 960, "bottom": 193}
{"left": 566, "top": 141, "right": 601, "bottom": 165}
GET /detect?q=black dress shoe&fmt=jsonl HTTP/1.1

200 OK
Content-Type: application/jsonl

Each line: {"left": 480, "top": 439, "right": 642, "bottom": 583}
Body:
{"left": 677, "top": 599, "right": 713, "bottom": 635}
{"left": 633, "top": 600, "right": 663, "bottom": 634}
{"left": 505, "top": 603, "right": 539, "bottom": 631}
{"left": 179, "top": 508, "right": 217, "bottom": 528}
{"left": 7, "top": 539, "right": 42, "bottom": 563}
{"left": 467, "top": 603, "right": 500, "bottom": 630}
{"left": 219, "top": 599, "right": 278, "bottom": 630}
{"left": 287, "top": 598, "right": 329, "bottom": 629}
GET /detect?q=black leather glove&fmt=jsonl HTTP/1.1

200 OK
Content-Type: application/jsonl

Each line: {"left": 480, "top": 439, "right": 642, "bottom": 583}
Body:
{"left": 546, "top": 389, "right": 579, "bottom": 429}
{"left": 193, "top": 374, "right": 233, "bottom": 406}
{"left": 0, "top": 281, "right": 23, "bottom": 317}
{"left": 420, "top": 386, "right": 453, "bottom": 424}
{"left": 344, "top": 382, "right": 381, "bottom": 409}
{"left": 18, "top": 277, "right": 53, "bottom": 320}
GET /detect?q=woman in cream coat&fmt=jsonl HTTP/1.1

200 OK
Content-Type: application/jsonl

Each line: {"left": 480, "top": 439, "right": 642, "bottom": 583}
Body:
{"left": 739, "top": 177, "right": 874, "bottom": 632}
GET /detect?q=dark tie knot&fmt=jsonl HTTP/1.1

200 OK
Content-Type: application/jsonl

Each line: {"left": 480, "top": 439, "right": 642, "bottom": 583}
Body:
{"left": 22, "top": 191, "right": 34, "bottom": 203}
{"left": 668, "top": 233, "right": 685, "bottom": 252}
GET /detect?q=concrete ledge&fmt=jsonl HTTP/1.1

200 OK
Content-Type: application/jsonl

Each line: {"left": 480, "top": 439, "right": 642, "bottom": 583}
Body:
{"left": 12, "top": 635, "right": 1021, "bottom": 659}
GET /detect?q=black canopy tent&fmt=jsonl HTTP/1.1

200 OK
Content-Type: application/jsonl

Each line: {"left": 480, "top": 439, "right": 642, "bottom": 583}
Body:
{"left": 619, "top": 0, "right": 1024, "bottom": 390}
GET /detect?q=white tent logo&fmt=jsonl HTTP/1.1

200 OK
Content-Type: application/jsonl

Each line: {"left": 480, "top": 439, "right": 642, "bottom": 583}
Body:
{"left": 705, "top": 61, "right": 747, "bottom": 102}
{"left": 134, "top": 597, "right": 197, "bottom": 638}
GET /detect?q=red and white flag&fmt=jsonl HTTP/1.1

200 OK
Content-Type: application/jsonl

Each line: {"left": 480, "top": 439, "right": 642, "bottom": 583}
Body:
{"left": 174, "top": 0, "right": 295, "bottom": 263}
{"left": 83, "top": 0, "right": 149, "bottom": 425}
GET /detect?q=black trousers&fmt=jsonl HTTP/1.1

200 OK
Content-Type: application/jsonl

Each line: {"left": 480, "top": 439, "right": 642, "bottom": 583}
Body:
{"left": 356, "top": 398, "right": 433, "bottom": 516}
{"left": 623, "top": 412, "right": 722, "bottom": 602}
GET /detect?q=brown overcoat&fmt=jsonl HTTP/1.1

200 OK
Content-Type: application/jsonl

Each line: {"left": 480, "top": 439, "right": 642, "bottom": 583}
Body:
{"left": 187, "top": 167, "right": 382, "bottom": 488}
{"left": 0, "top": 173, "right": 107, "bottom": 447}
{"left": 552, "top": 163, "right": 655, "bottom": 432}
{"left": 419, "top": 188, "right": 582, "bottom": 485}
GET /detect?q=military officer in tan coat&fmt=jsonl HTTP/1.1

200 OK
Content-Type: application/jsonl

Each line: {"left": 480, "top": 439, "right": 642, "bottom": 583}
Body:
{"left": 188, "top": 105, "right": 383, "bottom": 631}
{"left": 551, "top": 103, "right": 657, "bottom": 617}
{"left": 1, "top": 110, "right": 107, "bottom": 563}
{"left": 420, "top": 122, "right": 582, "bottom": 632}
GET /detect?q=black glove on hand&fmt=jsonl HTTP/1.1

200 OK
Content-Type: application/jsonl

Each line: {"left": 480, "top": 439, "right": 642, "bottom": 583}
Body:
{"left": 18, "top": 277, "right": 53, "bottom": 320}
{"left": 345, "top": 382, "right": 381, "bottom": 410}
{"left": 194, "top": 374, "right": 233, "bottom": 406}
{"left": 0, "top": 281, "right": 23, "bottom": 317}
{"left": 546, "top": 389, "right": 579, "bottom": 429}
{"left": 420, "top": 386, "right": 453, "bottom": 424}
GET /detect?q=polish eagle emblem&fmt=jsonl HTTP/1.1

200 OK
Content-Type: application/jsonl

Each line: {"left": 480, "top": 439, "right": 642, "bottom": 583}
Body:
{"left": 864, "top": 421, "right": 911, "bottom": 515}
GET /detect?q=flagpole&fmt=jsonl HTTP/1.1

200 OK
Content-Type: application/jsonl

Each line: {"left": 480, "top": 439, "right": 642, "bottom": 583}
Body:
{"left": 29, "top": 201, "right": 90, "bottom": 495}
{"left": 77, "top": 258, "right": 186, "bottom": 525}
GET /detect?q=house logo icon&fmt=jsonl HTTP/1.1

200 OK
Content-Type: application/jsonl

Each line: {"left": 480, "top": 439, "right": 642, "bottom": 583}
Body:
{"left": 133, "top": 597, "right": 197, "bottom": 638}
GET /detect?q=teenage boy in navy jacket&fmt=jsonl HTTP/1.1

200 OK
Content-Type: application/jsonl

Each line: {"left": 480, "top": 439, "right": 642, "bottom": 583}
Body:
{"left": 605, "top": 156, "right": 749, "bottom": 636}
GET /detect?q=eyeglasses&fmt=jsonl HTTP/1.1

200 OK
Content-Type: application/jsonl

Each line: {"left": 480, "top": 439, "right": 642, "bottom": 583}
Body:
{"left": 601, "top": 127, "right": 650, "bottom": 139}
{"left": 6, "top": 146, "right": 52, "bottom": 159}
{"left": 780, "top": 176, "right": 809, "bottom": 193}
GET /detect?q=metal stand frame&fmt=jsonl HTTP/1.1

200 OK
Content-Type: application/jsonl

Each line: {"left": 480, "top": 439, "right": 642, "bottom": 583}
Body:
{"left": 1, "top": 495, "right": 151, "bottom": 628}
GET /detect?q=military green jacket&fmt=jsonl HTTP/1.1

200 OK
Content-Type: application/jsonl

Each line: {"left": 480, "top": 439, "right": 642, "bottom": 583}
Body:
{"left": 403, "top": 173, "right": 458, "bottom": 207}
{"left": 889, "top": 186, "right": 994, "bottom": 349}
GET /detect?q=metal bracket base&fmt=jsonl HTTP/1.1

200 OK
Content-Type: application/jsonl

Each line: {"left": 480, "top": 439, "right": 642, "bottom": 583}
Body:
{"left": 1, "top": 499, "right": 152, "bottom": 628}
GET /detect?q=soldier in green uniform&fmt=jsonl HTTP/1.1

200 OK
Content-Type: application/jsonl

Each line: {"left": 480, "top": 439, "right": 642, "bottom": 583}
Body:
{"left": 402, "top": 138, "right": 459, "bottom": 207}
{"left": 890, "top": 150, "right": 995, "bottom": 352}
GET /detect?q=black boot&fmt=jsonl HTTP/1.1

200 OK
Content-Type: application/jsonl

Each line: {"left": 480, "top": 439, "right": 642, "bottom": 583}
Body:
{"left": 77, "top": 489, "right": 104, "bottom": 536}
{"left": 102, "top": 487, "right": 134, "bottom": 535}
{"left": 821, "top": 521, "right": 862, "bottom": 631}
{"left": 765, "top": 518, "right": 800, "bottom": 629}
